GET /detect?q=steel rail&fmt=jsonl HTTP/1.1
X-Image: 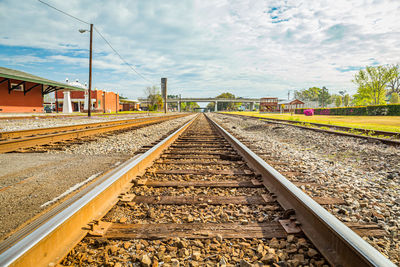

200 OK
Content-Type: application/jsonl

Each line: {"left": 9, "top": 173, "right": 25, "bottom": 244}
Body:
{"left": 0, "top": 114, "right": 199, "bottom": 267}
{"left": 206, "top": 114, "right": 395, "bottom": 266}
{"left": 224, "top": 113, "right": 400, "bottom": 146}
{"left": 0, "top": 115, "right": 180, "bottom": 139}
{"left": 0, "top": 114, "right": 188, "bottom": 153}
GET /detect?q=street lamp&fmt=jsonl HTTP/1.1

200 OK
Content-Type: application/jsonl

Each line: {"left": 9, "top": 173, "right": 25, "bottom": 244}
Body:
{"left": 79, "top": 24, "right": 93, "bottom": 117}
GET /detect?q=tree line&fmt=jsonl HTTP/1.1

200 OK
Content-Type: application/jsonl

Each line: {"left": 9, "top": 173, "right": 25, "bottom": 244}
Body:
{"left": 295, "top": 64, "right": 400, "bottom": 107}
{"left": 144, "top": 64, "right": 400, "bottom": 112}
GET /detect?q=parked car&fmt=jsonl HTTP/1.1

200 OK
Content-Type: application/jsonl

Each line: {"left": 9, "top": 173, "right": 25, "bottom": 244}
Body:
{"left": 44, "top": 106, "right": 52, "bottom": 113}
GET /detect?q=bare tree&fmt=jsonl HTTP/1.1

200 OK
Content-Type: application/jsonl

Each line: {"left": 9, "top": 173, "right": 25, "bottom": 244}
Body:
{"left": 144, "top": 85, "right": 162, "bottom": 111}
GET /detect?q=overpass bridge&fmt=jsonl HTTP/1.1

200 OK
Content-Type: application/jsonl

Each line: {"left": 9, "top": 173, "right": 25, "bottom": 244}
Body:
{"left": 138, "top": 97, "right": 261, "bottom": 111}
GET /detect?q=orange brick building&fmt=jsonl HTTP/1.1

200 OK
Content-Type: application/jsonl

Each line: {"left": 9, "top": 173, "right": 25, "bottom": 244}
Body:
{"left": 0, "top": 67, "right": 84, "bottom": 113}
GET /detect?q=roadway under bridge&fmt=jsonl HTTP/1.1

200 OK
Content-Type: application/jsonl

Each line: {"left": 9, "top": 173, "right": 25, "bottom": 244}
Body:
{"left": 138, "top": 97, "right": 261, "bottom": 112}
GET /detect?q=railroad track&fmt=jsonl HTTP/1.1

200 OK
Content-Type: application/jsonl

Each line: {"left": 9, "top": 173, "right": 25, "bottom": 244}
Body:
{"left": 224, "top": 113, "right": 400, "bottom": 146}
{"left": 0, "top": 114, "right": 395, "bottom": 266}
{"left": 0, "top": 114, "right": 188, "bottom": 153}
{"left": 0, "top": 112, "right": 146, "bottom": 121}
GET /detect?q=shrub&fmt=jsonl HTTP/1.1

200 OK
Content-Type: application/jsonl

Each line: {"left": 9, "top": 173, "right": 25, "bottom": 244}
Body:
{"left": 295, "top": 104, "right": 400, "bottom": 116}
{"left": 304, "top": 109, "right": 314, "bottom": 116}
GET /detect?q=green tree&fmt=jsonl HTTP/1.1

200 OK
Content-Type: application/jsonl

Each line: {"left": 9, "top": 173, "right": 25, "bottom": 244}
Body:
{"left": 181, "top": 102, "right": 199, "bottom": 111}
{"left": 387, "top": 64, "right": 400, "bottom": 95}
{"left": 343, "top": 94, "right": 351, "bottom": 107}
{"left": 206, "top": 102, "right": 215, "bottom": 111}
{"left": 390, "top": 92, "right": 400, "bottom": 104}
{"left": 318, "top": 86, "right": 331, "bottom": 107}
{"left": 294, "top": 87, "right": 321, "bottom": 101}
{"left": 215, "top": 92, "right": 241, "bottom": 111}
{"left": 335, "top": 95, "right": 343, "bottom": 107}
{"left": 352, "top": 65, "right": 393, "bottom": 105}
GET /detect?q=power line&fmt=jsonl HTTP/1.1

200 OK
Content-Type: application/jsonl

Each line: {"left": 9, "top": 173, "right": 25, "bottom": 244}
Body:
{"left": 38, "top": 0, "right": 89, "bottom": 25}
{"left": 94, "top": 27, "right": 154, "bottom": 84}
{"left": 38, "top": 0, "right": 155, "bottom": 85}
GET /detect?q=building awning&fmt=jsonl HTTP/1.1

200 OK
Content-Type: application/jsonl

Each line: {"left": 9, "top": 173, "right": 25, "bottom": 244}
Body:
{"left": 120, "top": 99, "right": 140, "bottom": 104}
{"left": 0, "top": 66, "right": 86, "bottom": 95}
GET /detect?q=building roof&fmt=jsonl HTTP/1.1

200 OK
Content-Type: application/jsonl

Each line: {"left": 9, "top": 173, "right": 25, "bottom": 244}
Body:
{"left": 277, "top": 99, "right": 305, "bottom": 105}
{"left": 120, "top": 99, "right": 140, "bottom": 103}
{"left": 0, "top": 67, "right": 85, "bottom": 92}
{"left": 67, "top": 80, "right": 87, "bottom": 89}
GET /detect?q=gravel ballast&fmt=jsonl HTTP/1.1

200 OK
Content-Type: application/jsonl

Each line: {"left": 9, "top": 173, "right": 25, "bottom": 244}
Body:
{"left": 50, "top": 115, "right": 196, "bottom": 155}
{"left": 210, "top": 113, "right": 400, "bottom": 264}
{"left": 0, "top": 114, "right": 195, "bottom": 241}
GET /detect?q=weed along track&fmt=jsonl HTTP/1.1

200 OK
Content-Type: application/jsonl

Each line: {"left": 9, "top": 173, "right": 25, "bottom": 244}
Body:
{"left": 0, "top": 114, "right": 395, "bottom": 266}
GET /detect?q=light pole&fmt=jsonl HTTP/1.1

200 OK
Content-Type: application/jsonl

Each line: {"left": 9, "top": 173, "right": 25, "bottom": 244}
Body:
{"left": 79, "top": 23, "right": 93, "bottom": 117}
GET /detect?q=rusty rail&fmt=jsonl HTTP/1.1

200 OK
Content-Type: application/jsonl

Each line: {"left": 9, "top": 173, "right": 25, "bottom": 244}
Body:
{"left": 0, "top": 112, "right": 157, "bottom": 121}
{"left": 0, "top": 115, "right": 199, "bottom": 266}
{"left": 206, "top": 114, "right": 395, "bottom": 266}
{"left": 0, "top": 115, "right": 178, "bottom": 139}
{"left": 0, "top": 114, "right": 188, "bottom": 153}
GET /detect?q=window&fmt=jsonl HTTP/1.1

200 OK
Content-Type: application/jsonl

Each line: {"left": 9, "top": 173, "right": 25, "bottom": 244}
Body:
{"left": 11, "top": 83, "right": 24, "bottom": 92}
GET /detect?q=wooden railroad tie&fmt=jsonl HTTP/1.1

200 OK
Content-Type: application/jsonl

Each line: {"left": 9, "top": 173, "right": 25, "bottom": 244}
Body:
{"left": 132, "top": 179, "right": 345, "bottom": 205}
{"left": 88, "top": 221, "right": 385, "bottom": 240}
{"left": 151, "top": 169, "right": 254, "bottom": 176}
{"left": 161, "top": 155, "right": 220, "bottom": 159}
{"left": 155, "top": 160, "right": 245, "bottom": 165}
{"left": 171, "top": 146, "right": 232, "bottom": 149}
{"left": 163, "top": 151, "right": 236, "bottom": 156}
{"left": 121, "top": 195, "right": 273, "bottom": 205}
{"left": 134, "top": 179, "right": 263, "bottom": 188}
{"left": 89, "top": 222, "right": 290, "bottom": 239}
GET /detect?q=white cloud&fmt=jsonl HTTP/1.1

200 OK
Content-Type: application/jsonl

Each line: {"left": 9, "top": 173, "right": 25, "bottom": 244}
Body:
{"left": 1, "top": 0, "right": 400, "bottom": 99}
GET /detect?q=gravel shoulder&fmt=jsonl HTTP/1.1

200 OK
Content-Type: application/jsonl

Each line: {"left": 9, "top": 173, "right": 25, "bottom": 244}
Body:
{"left": 210, "top": 113, "right": 400, "bottom": 265}
{"left": 0, "top": 114, "right": 195, "bottom": 241}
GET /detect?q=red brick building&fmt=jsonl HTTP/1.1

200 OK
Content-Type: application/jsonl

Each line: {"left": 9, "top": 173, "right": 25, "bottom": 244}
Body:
{"left": 277, "top": 99, "right": 305, "bottom": 112}
{"left": 260, "top": 97, "right": 304, "bottom": 113}
{"left": 0, "top": 67, "right": 84, "bottom": 113}
{"left": 260, "top": 97, "right": 278, "bottom": 112}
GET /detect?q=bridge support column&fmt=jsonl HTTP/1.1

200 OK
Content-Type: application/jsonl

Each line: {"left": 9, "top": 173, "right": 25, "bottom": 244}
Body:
{"left": 250, "top": 102, "right": 256, "bottom": 111}
{"left": 214, "top": 101, "right": 218, "bottom": 112}
{"left": 178, "top": 101, "right": 181, "bottom": 112}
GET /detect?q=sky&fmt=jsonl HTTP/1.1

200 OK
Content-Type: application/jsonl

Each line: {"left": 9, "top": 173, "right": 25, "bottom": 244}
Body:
{"left": 1, "top": 0, "right": 400, "bottom": 100}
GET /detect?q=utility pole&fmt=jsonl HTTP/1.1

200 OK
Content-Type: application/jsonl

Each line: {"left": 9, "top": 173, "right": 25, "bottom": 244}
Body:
{"left": 88, "top": 23, "right": 93, "bottom": 117}
{"left": 161, "top": 78, "right": 167, "bottom": 113}
{"left": 55, "top": 91, "right": 59, "bottom": 113}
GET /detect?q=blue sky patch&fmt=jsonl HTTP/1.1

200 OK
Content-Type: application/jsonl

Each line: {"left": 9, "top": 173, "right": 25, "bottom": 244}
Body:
{"left": 335, "top": 66, "right": 362, "bottom": 72}
{"left": 1, "top": 0, "right": 399, "bottom": 98}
